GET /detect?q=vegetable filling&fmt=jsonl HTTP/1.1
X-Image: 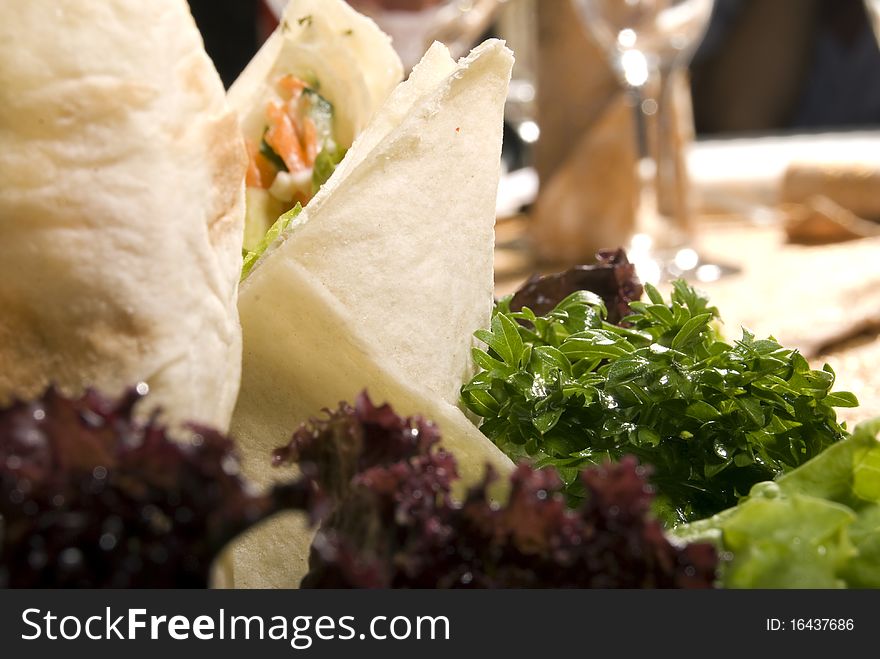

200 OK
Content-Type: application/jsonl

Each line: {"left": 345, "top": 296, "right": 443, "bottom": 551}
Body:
{"left": 242, "top": 74, "right": 346, "bottom": 260}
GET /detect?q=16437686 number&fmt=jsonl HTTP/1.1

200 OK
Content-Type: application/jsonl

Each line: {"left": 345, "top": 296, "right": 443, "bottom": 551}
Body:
{"left": 791, "top": 619, "right": 854, "bottom": 631}
{"left": 766, "top": 618, "right": 855, "bottom": 631}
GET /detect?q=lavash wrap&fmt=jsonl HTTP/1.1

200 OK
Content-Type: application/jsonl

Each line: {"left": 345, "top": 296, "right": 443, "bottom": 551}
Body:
{"left": 0, "top": 0, "right": 246, "bottom": 430}
{"left": 223, "top": 40, "right": 516, "bottom": 588}
{"left": 227, "top": 0, "right": 403, "bottom": 164}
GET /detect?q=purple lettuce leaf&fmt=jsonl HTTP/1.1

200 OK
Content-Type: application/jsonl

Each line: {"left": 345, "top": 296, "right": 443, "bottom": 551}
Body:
{"left": 509, "top": 248, "right": 643, "bottom": 324}
{"left": 0, "top": 386, "right": 306, "bottom": 588}
{"left": 275, "top": 392, "right": 717, "bottom": 588}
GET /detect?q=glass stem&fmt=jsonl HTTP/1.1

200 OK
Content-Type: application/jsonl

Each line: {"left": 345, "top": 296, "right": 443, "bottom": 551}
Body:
{"left": 628, "top": 74, "right": 661, "bottom": 244}
{"left": 655, "top": 66, "right": 693, "bottom": 241}
{"left": 629, "top": 66, "right": 691, "bottom": 254}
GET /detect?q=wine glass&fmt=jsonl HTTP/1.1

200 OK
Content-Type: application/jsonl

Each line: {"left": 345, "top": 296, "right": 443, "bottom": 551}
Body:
{"left": 571, "top": 0, "right": 716, "bottom": 284}
{"left": 496, "top": 0, "right": 541, "bottom": 168}
{"left": 344, "top": 0, "right": 504, "bottom": 71}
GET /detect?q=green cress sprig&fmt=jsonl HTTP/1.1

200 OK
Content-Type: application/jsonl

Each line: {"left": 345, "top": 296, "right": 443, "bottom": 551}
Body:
{"left": 461, "top": 280, "right": 858, "bottom": 526}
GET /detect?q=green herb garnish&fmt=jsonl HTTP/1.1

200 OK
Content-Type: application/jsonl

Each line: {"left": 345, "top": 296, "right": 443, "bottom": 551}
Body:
{"left": 461, "top": 280, "right": 857, "bottom": 525}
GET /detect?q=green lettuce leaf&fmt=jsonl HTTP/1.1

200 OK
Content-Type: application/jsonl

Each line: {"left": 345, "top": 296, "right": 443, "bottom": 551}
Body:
{"left": 719, "top": 493, "right": 855, "bottom": 588}
{"left": 675, "top": 417, "right": 880, "bottom": 588}
{"left": 841, "top": 505, "right": 880, "bottom": 587}
{"left": 311, "top": 147, "right": 347, "bottom": 196}
{"left": 241, "top": 203, "right": 303, "bottom": 281}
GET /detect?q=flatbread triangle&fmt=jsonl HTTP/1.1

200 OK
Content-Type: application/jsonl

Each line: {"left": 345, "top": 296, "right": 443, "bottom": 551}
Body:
{"left": 225, "top": 40, "right": 515, "bottom": 588}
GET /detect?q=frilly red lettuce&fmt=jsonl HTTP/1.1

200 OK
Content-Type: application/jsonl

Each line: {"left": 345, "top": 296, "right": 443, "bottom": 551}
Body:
{"left": 0, "top": 386, "right": 306, "bottom": 588}
{"left": 275, "top": 392, "right": 717, "bottom": 588}
{"left": 509, "top": 248, "right": 643, "bottom": 324}
{"left": 0, "top": 387, "right": 717, "bottom": 588}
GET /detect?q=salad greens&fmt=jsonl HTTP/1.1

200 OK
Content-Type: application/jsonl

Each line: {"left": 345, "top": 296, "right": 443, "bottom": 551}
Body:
{"left": 273, "top": 392, "right": 718, "bottom": 588}
{"left": 461, "top": 280, "right": 857, "bottom": 525}
{"left": 241, "top": 202, "right": 302, "bottom": 280}
{"left": 675, "top": 418, "right": 880, "bottom": 588}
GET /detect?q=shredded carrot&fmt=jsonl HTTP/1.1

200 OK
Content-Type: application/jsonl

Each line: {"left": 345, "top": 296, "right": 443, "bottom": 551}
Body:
{"left": 256, "top": 151, "right": 278, "bottom": 188}
{"left": 278, "top": 74, "right": 319, "bottom": 167}
{"left": 288, "top": 99, "right": 305, "bottom": 139}
{"left": 245, "top": 139, "right": 264, "bottom": 188}
{"left": 278, "top": 74, "right": 307, "bottom": 101}
{"left": 302, "top": 116, "right": 319, "bottom": 166}
{"left": 265, "top": 101, "right": 307, "bottom": 173}
{"left": 245, "top": 138, "right": 280, "bottom": 189}
{"left": 248, "top": 75, "right": 318, "bottom": 190}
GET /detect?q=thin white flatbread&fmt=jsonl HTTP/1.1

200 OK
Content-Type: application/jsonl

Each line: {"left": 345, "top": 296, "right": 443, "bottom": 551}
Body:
{"left": 262, "top": 40, "right": 512, "bottom": 406}
{"left": 229, "top": 259, "right": 514, "bottom": 587}
{"left": 324, "top": 41, "right": 458, "bottom": 185}
{"left": 226, "top": 40, "right": 515, "bottom": 588}
{"left": 0, "top": 0, "right": 246, "bottom": 430}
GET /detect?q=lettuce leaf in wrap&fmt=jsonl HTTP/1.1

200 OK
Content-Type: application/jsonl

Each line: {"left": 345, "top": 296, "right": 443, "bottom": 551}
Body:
{"left": 241, "top": 204, "right": 303, "bottom": 280}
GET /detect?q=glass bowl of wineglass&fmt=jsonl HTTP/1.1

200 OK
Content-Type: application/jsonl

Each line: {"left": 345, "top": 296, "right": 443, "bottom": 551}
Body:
{"left": 571, "top": 0, "right": 717, "bottom": 283}
{"left": 345, "top": 0, "right": 504, "bottom": 71}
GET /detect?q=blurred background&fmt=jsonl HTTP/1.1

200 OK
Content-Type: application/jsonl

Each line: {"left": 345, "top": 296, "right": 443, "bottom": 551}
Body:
{"left": 189, "top": 0, "right": 880, "bottom": 133}
{"left": 189, "top": 0, "right": 880, "bottom": 418}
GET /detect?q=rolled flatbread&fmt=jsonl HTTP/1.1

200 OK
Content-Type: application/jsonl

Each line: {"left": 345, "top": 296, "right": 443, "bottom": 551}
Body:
{"left": 227, "top": 0, "right": 403, "bottom": 250}
{"left": 226, "top": 40, "right": 515, "bottom": 587}
{"left": 0, "top": 0, "right": 246, "bottom": 430}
